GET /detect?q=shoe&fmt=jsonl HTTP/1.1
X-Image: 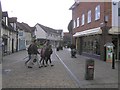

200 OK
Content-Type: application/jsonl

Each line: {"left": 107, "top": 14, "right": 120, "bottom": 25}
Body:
{"left": 44, "top": 65, "right": 47, "bottom": 67}
{"left": 28, "top": 66, "right": 32, "bottom": 68}
{"left": 51, "top": 65, "right": 54, "bottom": 67}
{"left": 39, "top": 66, "right": 41, "bottom": 68}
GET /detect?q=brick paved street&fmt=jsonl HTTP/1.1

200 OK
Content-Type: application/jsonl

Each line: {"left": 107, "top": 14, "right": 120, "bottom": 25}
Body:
{"left": 1, "top": 48, "right": 119, "bottom": 89}
{"left": 2, "top": 49, "right": 77, "bottom": 88}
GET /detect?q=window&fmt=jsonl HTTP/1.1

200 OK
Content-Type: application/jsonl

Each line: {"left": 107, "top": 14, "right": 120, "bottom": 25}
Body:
{"left": 118, "top": 8, "right": 120, "bottom": 16}
{"left": 76, "top": 17, "right": 80, "bottom": 27}
{"left": 19, "top": 31, "right": 23, "bottom": 36}
{"left": 81, "top": 14, "right": 85, "bottom": 25}
{"left": 95, "top": 5, "right": 100, "bottom": 20}
{"left": 73, "top": 20, "right": 76, "bottom": 28}
{"left": 88, "top": 10, "right": 91, "bottom": 23}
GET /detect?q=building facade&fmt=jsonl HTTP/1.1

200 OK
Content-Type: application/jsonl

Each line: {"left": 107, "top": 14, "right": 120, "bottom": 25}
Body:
{"left": 34, "top": 23, "right": 63, "bottom": 47}
{"left": 16, "top": 22, "right": 32, "bottom": 51}
{"left": 69, "top": 1, "right": 120, "bottom": 61}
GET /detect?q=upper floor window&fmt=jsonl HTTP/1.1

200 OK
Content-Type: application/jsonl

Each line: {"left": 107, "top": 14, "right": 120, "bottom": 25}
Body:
{"left": 88, "top": 10, "right": 91, "bottom": 23}
{"left": 73, "top": 20, "right": 76, "bottom": 29}
{"left": 81, "top": 14, "right": 85, "bottom": 26}
{"left": 118, "top": 8, "right": 120, "bottom": 16}
{"left": 5, "top": 17, "right": 8, "bottom": 26}
{"left": 95, "top": 5, "right": 100, "bottom": 20}
{"left": 19, "top": 31, "right": 23, "bottom": 36}
{"left": 76, "top": 17, "right": 80, "bottom": 27}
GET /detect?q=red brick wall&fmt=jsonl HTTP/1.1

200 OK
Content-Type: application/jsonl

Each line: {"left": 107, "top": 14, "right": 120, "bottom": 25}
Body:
{"left": 72, "top": 2, "right": 112, "bottom": 34}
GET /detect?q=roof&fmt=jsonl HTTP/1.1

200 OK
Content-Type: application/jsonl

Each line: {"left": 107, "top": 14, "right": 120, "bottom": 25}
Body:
{"left": 17, "top": 22, "right": 32, "bottom": 32}
{"left": 69, "top": 2, "right": 79, "bottom": 10}
{"left": 21, "top": 22, "right": 32, "bottom": 32}
{"left": 37, "top": 23, "right": 63, "bottom": 35}
{"left": 9, "top": 17, "right": 17, "bottom": 23}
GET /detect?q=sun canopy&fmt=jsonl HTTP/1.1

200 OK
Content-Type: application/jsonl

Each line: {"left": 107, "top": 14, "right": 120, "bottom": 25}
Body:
{"left": 73, "top": 27, "right": 102, "bottom": 37}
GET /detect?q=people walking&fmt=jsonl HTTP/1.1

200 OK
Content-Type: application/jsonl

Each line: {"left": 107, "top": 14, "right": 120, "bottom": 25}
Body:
{"left": 39, "top": 46, "right": 47, "bottom": 67}
{"left": 26, "top": 40, "right": 41, "bottom": 68}
{"left": 25, "top": 44, "right": 32, "bottom": 65}
{"left": 45, "top": 45, "right": 54, "bottom": 67}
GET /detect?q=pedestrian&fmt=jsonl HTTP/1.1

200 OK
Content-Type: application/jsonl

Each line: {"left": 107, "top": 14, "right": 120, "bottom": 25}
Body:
{"left": 45, "top": 44, "right": 54, "bottom": 67}
{"left": 39, "top": 46, "right": 47, "bottom": 67}
{"left": 70, "top": 44, "right": 77, "bottom": 58}
{"left": 25, "top": 44, "right": 32, "bottom": 65}
{"left": 27, "top": 39, "right": 41, "bottom": 68}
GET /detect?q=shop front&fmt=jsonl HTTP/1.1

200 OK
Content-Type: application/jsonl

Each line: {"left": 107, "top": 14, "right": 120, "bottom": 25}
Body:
{"left": 73, "top": 27, "right": 102, "bottom": 59}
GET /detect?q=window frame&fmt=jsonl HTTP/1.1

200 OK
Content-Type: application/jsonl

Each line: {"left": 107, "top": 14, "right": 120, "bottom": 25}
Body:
{"left": 81, "top": 14, "right": 85, "bottom": 26}
{"left": 87, "top": 10, "right": 91, "bottom": 23}
{"left": 95, "top": 5, "right": 100, "bottom": 20}
{"left": 76, "top": 17, "right": 80, "bottom": 27}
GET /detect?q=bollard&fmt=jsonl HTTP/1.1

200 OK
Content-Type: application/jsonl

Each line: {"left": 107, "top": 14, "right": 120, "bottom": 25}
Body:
{"left": 112, "top": 52, "right": 115, "bottom": 69}
{"left": 85, "top": 59, "right": 94, "bottom": 80}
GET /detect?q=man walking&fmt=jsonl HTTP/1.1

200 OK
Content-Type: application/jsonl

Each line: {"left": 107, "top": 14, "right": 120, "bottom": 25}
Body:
{"left": 27, "top": 40, "right": 41, "bottom": 68}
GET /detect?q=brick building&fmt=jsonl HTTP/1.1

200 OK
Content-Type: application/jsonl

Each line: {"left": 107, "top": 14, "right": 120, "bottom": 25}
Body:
{"left": 69, "top": 1, "right": 120, "bottom": 61}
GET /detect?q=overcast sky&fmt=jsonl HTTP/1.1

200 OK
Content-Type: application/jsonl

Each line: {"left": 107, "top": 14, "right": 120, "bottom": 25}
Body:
{"left": 1, "top": 0, "right": 74, "bottom": 32}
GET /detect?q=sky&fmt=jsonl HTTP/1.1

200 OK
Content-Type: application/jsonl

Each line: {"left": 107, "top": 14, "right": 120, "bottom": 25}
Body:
{"left": 1, "top": 0, "right": 74, "bottom": 32}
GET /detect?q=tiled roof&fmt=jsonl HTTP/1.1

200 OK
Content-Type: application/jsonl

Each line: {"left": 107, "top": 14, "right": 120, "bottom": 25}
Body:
{"left": 21, "top": 22, "right": 32, "bottom": 32}
{"left": 17, "top": 22, "right": 32, "bottom": 33}
{"left": 9, "top": 17, "right": 17, "bottom": 23}
{"left": 37, "top": 23, "right": 62, "bottom": 35}
{"left": 16, "top": 22, "right": 24, "bottom": 30}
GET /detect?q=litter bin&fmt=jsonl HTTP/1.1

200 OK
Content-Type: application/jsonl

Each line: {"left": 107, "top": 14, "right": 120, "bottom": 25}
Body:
{"left": 85, "top": 59, "right": 94, "bottom": 80}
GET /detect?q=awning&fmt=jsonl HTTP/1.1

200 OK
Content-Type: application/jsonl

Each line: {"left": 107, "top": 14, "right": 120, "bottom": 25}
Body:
{"left": 109, "top": 27, "right": 120, "bottom": 34}
{"left": 73, "top": 27, "right": 102, "bottom": 37}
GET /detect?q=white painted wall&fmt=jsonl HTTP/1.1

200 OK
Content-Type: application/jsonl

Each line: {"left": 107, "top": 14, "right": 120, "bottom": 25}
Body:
{"left": 24, "top": 32, "right": 32, "bottom": 48}
{"left": 35, "top": 24, "right": 46, "bottom": 39}
{"left": 112, "top": 1, "right": 119, "bottom": 27}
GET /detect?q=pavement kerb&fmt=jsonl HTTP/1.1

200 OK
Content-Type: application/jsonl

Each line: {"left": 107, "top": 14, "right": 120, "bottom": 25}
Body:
{"left": 54, "top": 48, "right": 118, "bottom": 88}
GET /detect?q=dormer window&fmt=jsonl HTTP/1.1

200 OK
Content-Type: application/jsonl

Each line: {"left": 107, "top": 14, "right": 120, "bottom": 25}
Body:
{"left": 95, "top": 5, "right": 100, "bottom": 20}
